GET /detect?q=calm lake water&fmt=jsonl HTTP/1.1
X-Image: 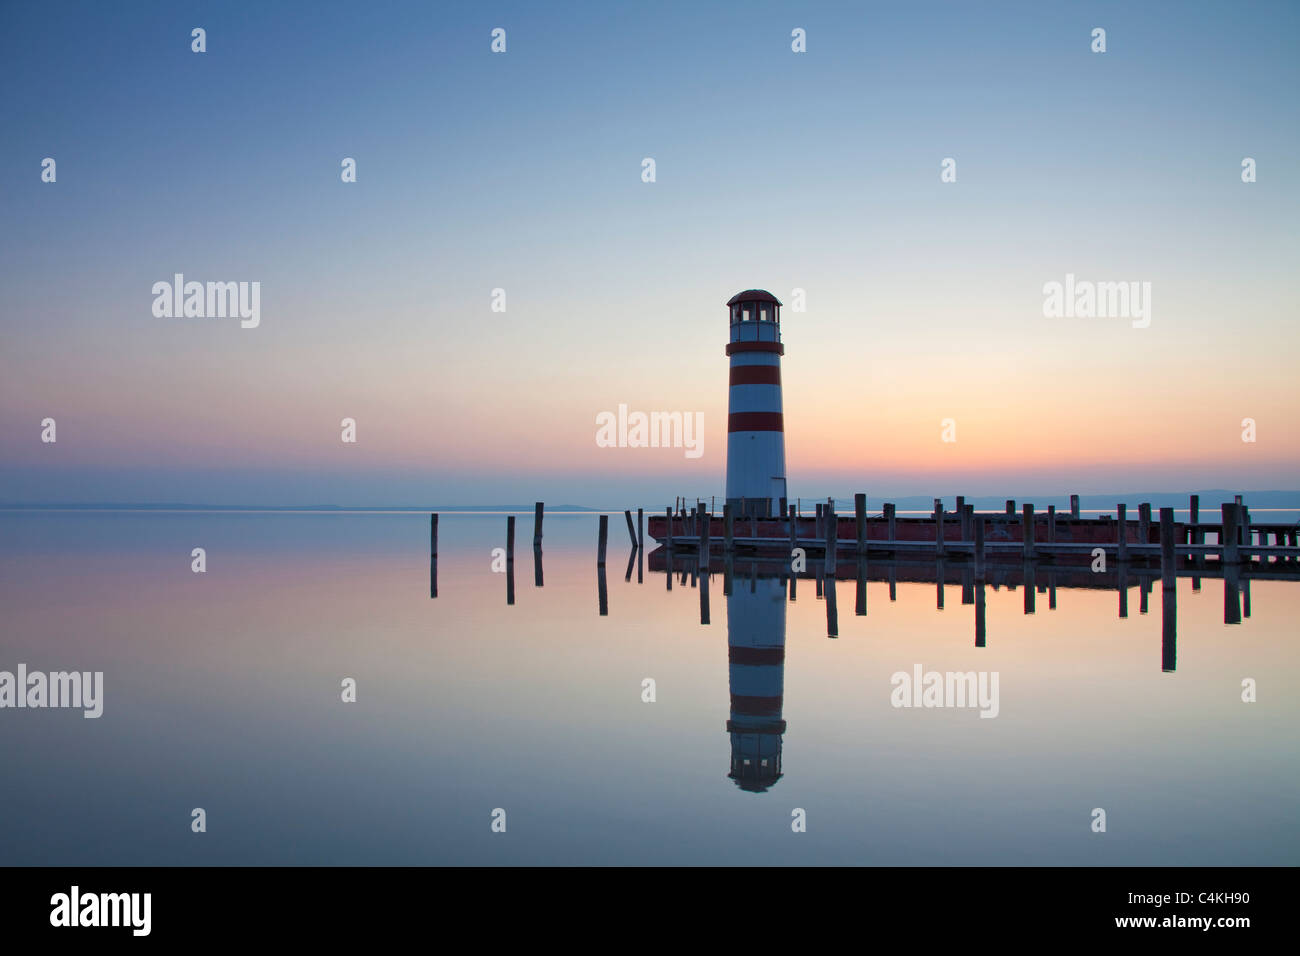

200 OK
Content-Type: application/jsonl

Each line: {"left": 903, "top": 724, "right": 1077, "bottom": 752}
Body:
{"left": 1, "top": 510, "right": 1297, "bottom": 865}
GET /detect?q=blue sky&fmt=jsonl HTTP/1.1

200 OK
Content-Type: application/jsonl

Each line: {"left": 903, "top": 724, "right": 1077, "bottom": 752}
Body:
{"left": 2, "top": 1, "right": 1297, "bottom": 506}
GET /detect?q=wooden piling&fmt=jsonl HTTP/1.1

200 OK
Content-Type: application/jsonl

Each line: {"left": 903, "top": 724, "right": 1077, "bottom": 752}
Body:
{"left": 429, "top": 512, "right": 438, "bottom": 599}
{"left": 934, "top": 500, "right": 945, "bottom": 557}
{"left": 855, "top": 493, "right": 867, "bottom": 555}
{"left": 788, "top": 504, "right": 797, "bottom": 554}
{"left": 533, "top": 502, "right": 544, "bottom": 547}
{"left": 1005, "top": 499, "right": 1015, "bottom": 517}
{"left": 723, "top": 503, "right": 734, "bottom": 551}
{"left": 824, "top": 502, "right": 837, "bottom": 573}
{"left": 1022, "top": 503, "right": 1034, "bottom": 560}
{"left": 1047, "top": 504, "right": 1056, "bottom": 543}
{"left": 699, "top": 508, "right": 711, "bottom": 571}
{"left": 1139, "top": 503, "right": 1151, "bottom": 548}
{"left": 506, "top": 514, "right": 515, "bottom": 561}
{"left": 1159, "top": 507, "right": 1176, "bottom": 577}
{"left": 1117, "top": 503, "right": 1128, "bottom": 562}
{"left": 1221, "top": 503, "right": 1239, "bottom": 563}
{"left": 637, "top": 508, "right": 644, "bottom": 553}
{"left": 1070, "top": 494, "right": 1080, "bottom": 520}
{"left": 597, "top": 514, "right": 608, "bottom": 566}
{"left": 885, "top": 503, "right": 896, "bottom": 547}
{"left": 664, "top": 506, "right": 673, "bottom": 552}
{"left": 1161, "top": 507, "right": 1177, "bottom": 670}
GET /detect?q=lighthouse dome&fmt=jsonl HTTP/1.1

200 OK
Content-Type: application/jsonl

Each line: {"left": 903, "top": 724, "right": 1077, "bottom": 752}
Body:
{"left": 726, "top": 289, "right": 782, "bottom": 307}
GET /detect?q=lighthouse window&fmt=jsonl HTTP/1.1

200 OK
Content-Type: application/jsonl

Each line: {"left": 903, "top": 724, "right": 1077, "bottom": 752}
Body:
{"left": 759, "top": 305, "right": 769, "bottom": 322}
{"left": 742, "top": 306, "right": 752, "bottom": 322}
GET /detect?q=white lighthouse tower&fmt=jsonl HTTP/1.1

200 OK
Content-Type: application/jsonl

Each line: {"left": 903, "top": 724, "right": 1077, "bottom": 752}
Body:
{"left": 725, "top": 290, "right": 787, "bottom": 518}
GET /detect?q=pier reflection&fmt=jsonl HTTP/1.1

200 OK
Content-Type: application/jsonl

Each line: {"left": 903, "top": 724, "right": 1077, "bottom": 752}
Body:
{"left": 641, "top": 547, "right": 1292, "bottom": 676}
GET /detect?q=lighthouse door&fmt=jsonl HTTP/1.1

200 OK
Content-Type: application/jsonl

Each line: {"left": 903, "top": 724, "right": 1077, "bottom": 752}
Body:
{"left": 772, "top": 477, "right": 787, "bottom": 515}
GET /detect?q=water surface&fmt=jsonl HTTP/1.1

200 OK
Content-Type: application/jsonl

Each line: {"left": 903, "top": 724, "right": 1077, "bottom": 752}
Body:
{"left": 0, "top": 511, "right": 1296, "bottom": 865}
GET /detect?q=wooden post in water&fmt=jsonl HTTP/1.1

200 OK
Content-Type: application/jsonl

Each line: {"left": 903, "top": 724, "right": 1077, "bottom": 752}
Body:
{"left": 637, "top": 508, "right": 644, "bottom": 552}
{"left": 429, "top": 512, "right": 438, "bottom": 599}
{"left": 533, "top": 502, "right": 544, "bottom": 547}
{"left": 506, "top": 514, "right": 515, "bottom": 562}
{"left": 815, "top": 502, "right": 823, "bottom": 541}
{"left": 597, "top": 514, "right": 608, "bottom": 566}
{"left": 934, "top": 500, "right": 945, "bottom": 557}
{"left": 1160, "top": 507, "right": 1176, "bottom": 577}
{"left": 1139, "top": 503, "right": 1151, "bottom": 548}
{"left": 1005, "top": 499, "right": 1015, "bottom": 517}
{"left": 1022, "top": 503, "right": 1034, "bottom": 560}
{"left": 699, "top": 508, "right": 711, "bottom": 571}
{"left": 1160, "top": 507, "right": 1177, "bottom": 671}
{"left": 788, "top": 504, "right": 797, "bottom": 553}
{"left": 1047, "top": 505, "right": 1056, "bottom": 544}
{"left": 1240, "top": 506, "right": 1251, "bottom": 563}
{"left": 1117, "top": 503, "right": 1128, "bottom": 562}
{"left": 885, "top": 503, "right": 896, "bottom": 549}
{"left": 1070, "top": 494, "right": 1080, "bottom": 520}
{"left": 723, "top": 503, "right": 734, "bottom": 551}
{"left": 664, "top": 507, "right": 673, "bottom": 552}
{"left": 824, "top": 501, "right": 836, "bottom": 574}
{"left": 855, "top": 493, "right": 867, "bottom": 555}
{"left": 1221, "top": 503, "right": 1239, "bottom": 564}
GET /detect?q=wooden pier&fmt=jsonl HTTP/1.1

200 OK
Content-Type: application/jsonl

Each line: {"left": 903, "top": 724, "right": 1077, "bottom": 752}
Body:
{"left": 646, "top": 496, "right": 1300, "bottom": 571}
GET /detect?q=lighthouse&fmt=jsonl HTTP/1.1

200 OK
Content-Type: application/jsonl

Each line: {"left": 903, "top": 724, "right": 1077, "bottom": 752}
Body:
{"left": 725, "top": 290, "right": 786, "bottom": 518}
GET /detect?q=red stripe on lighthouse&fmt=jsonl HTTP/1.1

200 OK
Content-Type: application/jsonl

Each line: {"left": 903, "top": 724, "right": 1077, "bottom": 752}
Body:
{"left": 729, "top": 365, "right": 782, "bottom": 386}
{"left": 728, "top": 412, "right": 784, "bottom": 433}
{"left": 725, "top": 342, "right": 784, "bottom": 356}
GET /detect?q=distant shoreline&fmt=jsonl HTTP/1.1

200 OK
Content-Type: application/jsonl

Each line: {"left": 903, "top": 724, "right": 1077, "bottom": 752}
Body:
{"left": 2, "top": 491, "right": 1298, "bottom": 514}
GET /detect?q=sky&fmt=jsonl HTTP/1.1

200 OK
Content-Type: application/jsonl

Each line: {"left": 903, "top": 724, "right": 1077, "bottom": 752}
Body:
{"left": 1, "top": 0, "right": 1297, "bottom": 507}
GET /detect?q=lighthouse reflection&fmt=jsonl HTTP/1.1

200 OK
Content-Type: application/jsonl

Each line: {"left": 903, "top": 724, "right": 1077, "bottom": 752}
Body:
{"left": 725, "top": 570, "right": 788, "bottom": 791}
